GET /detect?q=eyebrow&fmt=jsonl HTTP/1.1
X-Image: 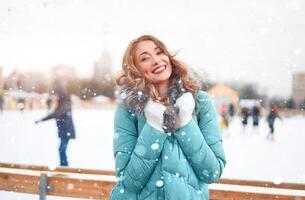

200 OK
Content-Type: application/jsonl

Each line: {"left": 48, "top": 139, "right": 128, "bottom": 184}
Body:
{"left": 139, "top": 46, "right": 161, "bottom": 57}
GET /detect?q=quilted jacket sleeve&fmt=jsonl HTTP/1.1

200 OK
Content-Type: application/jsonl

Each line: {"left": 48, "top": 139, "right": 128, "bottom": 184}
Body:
{"left": 113, "top": 105, "right": 167, "bottom": 193}
{"left": 174, "top": 91, "right": 226, "bottom": 183}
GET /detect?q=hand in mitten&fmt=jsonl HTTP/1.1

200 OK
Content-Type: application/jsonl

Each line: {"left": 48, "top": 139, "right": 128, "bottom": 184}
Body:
{"left": 163, "top": 105, "right": 179, "bottom": 133}
{"left": 144, "top": 99, "right": 166, "bottom": 132}
{"left": 175, "top": 92, "right": 195, "bottom": 128}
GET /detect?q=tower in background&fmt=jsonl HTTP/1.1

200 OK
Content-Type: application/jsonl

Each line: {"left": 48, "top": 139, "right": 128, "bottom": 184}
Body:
{"left": 0, "top": 67, "right": 4, "bottom": 96}
{"left": 292, "top": 72, "right": 305, "bottom": 108}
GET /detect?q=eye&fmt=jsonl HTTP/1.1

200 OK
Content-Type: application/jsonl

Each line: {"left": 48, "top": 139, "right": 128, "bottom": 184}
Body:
{"left": 156, "top": 50, "right": 164, "bottom": 55}
{"left": 141, "top": 56, "right": 150, "bottom": 62}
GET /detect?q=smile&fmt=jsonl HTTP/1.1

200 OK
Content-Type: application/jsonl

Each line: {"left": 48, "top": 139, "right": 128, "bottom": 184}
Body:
{"left": 152, "top": 65, "right": 166, "bottom": 74}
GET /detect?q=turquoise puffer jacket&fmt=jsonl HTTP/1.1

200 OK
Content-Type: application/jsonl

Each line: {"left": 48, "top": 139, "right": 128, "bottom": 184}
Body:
{"left": 109, "top": 91, "right": 226, "bottom": 200}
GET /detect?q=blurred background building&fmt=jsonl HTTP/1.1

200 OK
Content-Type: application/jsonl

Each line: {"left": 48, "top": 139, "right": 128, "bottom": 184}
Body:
{"left": 0, "top": 67, "right": 4, "bottom": 96}
{"left": 208, "top": 83, "right": 239, "bottom": 111}
{"left": 292, "top": 72, "right": 305, "bottom": 109}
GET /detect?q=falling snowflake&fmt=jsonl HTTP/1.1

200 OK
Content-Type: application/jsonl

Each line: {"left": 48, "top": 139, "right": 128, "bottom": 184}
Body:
{"left": 294, "top": 48, "right": 302, "bottom": 55}
{"left": 151, "top": 143, "right": 159, "bottom": 150}
{"left": 155, "top": 180, "right": 164, "bottom": 187}
{"left": 259, "top": 27, "right": 269, "bottom": 35}
{"left": 67, "top": 183, "right": 74, "bottom": 190}
{"left": 120, "top": 92, "right": 127, "bottom": 99}
{"left": 273, "top": 176, "right": 282, "bottom": 185}
{"left": 48, "top": 165, "right": 56, "bottom": 171}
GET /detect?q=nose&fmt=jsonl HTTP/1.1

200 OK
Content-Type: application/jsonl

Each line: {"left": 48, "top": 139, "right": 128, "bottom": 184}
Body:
{"left": 152, "top": 55, "right": 161, "bottom": 64}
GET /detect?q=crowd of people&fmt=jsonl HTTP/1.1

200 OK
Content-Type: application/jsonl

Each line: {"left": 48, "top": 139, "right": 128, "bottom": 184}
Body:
{"left": 218, "top": 102, "right": 282, "bottom": 141}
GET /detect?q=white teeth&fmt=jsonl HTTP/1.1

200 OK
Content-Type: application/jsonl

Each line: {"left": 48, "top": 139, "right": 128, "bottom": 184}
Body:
{"left": 153, "top": 65, "right": 166, "bottom": 74}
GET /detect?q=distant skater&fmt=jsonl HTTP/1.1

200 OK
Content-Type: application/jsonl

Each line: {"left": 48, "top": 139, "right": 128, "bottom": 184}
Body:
{"left": 46, "top": 96, "right": 52, "bottom": 113}
{"left": 252, "top": 106, "right": 260, "bottom": 128}
{"left": 228, "top": 103, "right": 235, "bottom": 119}
{"left": 241, "top": 107, "right": 249, "bottom": 132}
{"left": 266, "top": 105, "right": 281, "bottom": 141}
{"left": 17, "top": 98, "right": 25, "bottom": 113}
{"left": 35, "top": 81, "right": 75, "bottom": 166}
{"left": 219, "top": 104, "right": 229, "bottom": 133}
{"left": 0, "top": 95, "right": 3, "bottom": 114}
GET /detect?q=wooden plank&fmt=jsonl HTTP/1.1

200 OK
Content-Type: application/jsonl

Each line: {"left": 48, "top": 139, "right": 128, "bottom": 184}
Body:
{"left": 210, "top": 190, "right": 305, "bottom": 200}
{"left": 2, "top": 162, "right": 305, "bottom": 191}
{"left": 0, "top": 172, "right": 115, "bottom": 199}
{"left": 219, "top": 178, "right": 305, "bottom": 191}
{"left": 46, "top": 176, "right": 115, "bottom": 199}
{"left": 1, "top": 172, "right": 305, "bottom": 200}
{"left": 0, "top": 172, "right": 39, "bottom": 195}
{"left": 2, "top": 163, "right": 305, "bottom": 191}
{"left": 0, "top": 162, "right": 115, "bottom": 176}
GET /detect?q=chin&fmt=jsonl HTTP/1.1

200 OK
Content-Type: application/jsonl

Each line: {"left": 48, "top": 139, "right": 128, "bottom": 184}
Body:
{"left": 152, "top": 75, "right": 171, "bottom": 83}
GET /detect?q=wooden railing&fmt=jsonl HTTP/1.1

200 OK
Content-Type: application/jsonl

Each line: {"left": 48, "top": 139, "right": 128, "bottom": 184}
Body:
{"left": 1, "top": 162, "right": 305, "bottom": 200}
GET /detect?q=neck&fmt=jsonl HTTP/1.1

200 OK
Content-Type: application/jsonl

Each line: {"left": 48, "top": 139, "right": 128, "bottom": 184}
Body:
{"left": 155, "top": 80, "right": 169, "bottom": 99}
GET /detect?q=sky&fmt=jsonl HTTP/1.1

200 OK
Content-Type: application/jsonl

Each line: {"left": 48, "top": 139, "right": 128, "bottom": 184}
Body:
{"left": 0, "top": 0, "right": 305, "bottom": 97}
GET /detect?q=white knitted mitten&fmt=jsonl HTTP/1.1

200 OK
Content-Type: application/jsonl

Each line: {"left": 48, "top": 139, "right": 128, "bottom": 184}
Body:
{"left": 175, "top": 92, "right": 195, "bottom": 128}
{"left": 144, "top": 99, "right": 166, "bottom": 131}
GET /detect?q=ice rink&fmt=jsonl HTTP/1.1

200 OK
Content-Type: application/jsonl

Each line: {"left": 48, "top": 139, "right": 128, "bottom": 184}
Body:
{"left": 1, "top": 108, "right": 305, "bottom": 199}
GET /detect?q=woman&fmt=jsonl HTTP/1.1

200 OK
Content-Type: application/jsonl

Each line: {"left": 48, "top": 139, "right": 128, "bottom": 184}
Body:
{"left": 35, "top": 81, "right": 75, "bottom": 166}
{"left": 110, "top": 35, "right": 226, "bottom": 200}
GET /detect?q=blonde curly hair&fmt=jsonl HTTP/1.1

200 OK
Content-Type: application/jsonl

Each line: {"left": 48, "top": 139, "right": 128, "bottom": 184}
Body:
{"left": 115, "top": 35, "right": 199, "bottom": 104}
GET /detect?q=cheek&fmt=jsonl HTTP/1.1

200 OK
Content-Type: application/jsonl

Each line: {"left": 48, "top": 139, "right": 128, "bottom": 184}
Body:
{"left": 137, "top": 64, "right": 151, "bottom": 77}
{"left": 167, "top": 62, "right": 173, "bottom": 74}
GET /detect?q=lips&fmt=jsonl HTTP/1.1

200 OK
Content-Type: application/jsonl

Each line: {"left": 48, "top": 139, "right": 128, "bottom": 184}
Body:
{"left": 152, "top": 65, "right": 166, "bottom": 74}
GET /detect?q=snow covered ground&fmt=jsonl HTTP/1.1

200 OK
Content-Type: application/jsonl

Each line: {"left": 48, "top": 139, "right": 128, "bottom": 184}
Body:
{"left": 1, "top": 108, "right": 305, "bottom": 199}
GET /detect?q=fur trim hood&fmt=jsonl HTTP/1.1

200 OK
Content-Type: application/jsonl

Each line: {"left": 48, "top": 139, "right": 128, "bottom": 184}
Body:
{"left": 115, "top": 78, "right": 186, "bottom": 133}
{"left": 115, "top": 78, "right": 185, "bottom": 114}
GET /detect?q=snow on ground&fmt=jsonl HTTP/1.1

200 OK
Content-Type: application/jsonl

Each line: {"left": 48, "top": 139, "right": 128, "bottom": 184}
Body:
{"left": 0, "top": 109, "right": 305, "bottom": 199}
{"left": 221, "top": 115, "right": 305, "bottom": 184}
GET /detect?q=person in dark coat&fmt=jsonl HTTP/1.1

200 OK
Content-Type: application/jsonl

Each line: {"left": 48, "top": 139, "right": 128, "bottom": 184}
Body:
{"left": 35, "top": 83, "right": 75, "bottom": 166}
{"left": 17, "top": 98, "right": 25, "bottom": 113}
{"left": 241, "top": 107, "right": 249, "bottom": 129}
{"left": 252, "top": 106, "right": 260, "bottom": 127}
{"left": 46, "top": 96, "right": 52, "bottom": 113}
{"left": 228, "top": 103, "right": 235, "bottom": 118}
{"left": 0, "top": 95, "right": 3, "bottom": 114}
{"left": 266, "top": 105, "right": 281, "bottom": 140}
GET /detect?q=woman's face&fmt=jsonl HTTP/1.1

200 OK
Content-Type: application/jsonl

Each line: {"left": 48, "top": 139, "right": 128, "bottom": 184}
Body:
{"left": 134, "top": 40, "right": 172, "bottom": 84}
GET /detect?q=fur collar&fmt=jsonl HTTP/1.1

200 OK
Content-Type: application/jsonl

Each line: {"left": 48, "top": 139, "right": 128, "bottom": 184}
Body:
{"left": 115, "top": 77, "right": 185, "bottom": 114}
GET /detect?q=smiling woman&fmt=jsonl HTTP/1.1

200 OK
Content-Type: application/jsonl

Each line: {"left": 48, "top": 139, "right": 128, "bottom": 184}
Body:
{"left": 110, "top": 35, "right": 226, "bottom": 200}
{"left": 116, "top": 35, "right": 199, "bottom": 106}
{"left": 133, "top": 40, "right": 173, "bottom": 101}
{"left": 134, "top": 40, "right": 172, "bottom": 83}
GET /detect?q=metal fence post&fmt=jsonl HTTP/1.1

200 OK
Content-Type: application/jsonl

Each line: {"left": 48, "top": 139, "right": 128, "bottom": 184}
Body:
{"left": 39, "top": 173, "right": 48, "bottom": 200}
